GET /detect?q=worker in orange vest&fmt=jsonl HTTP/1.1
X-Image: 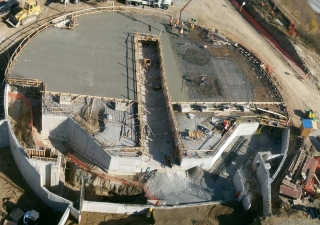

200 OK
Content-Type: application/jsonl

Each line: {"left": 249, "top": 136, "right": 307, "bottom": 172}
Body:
{"left": 175, "top": 19, "right": 179, "bottom": 28}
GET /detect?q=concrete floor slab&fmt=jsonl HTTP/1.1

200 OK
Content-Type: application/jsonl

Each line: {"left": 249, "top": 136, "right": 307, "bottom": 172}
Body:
{"left": 9, "top": 12, "right": 177, "bottom": 100}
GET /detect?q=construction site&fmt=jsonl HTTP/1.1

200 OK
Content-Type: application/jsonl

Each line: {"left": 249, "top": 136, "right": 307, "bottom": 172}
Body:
{"left": 0, "top": 0, "right": 319, "bottom": 224}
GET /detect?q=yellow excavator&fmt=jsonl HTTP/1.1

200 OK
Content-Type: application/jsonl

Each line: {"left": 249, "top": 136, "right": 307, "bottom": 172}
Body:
{"left": 6, "top": 0, "right": 41, "bottom": 27}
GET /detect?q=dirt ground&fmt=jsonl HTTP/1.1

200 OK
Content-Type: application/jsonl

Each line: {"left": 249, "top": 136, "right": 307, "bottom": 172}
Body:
{"left": 66, "top": 212, "right": 152, "bottom": 225}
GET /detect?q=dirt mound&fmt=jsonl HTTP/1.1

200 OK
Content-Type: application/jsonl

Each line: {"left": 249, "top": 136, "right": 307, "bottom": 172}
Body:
{"left": 66, "top": 163, "right": 145, "bottom": 203}
{"left": 8, "top": 97, "right": 35, "bottom": 148}
{"left": 153, "top": 202, "right": 254, "bottom": 225}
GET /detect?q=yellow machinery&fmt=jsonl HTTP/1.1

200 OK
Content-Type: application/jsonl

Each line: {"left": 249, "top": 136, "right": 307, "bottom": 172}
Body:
{"left": 6, "top": 0, "right": 41, "bottom": 27}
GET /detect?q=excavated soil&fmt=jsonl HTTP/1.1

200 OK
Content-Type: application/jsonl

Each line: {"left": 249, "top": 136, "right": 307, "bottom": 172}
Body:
{"left": 8, "top": 95, "right": 35, "bottom": 149}
{"left": 66, "top": 162, "right": 146, "bottom": 204}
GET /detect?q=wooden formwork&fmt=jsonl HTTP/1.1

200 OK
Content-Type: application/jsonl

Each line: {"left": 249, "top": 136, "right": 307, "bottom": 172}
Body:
{"left": 156, "top": 37, "right": 184, "bottom": 162}
{"left": 134, "top": 34, "right": 145, "bottom": 153}
{"left": 134, "top": 33, "right": 184, "bottom": 161}
{"left": 25, "top": 148, "right": 56, "bottom": 158}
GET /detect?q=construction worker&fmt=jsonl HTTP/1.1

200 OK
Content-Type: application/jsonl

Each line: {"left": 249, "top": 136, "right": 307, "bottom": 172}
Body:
{"left": 146, "top": 207, "right": 153, "bottom": 218}
{"left": 179, "top": 27, "right": 184, "bottom": 36}
{"left": 200, "top": 75, "right": 206, "bottom": 85}
{"left": 170, "top": 17, "right": 173, "bottom": 26}
{"left": 190, "top": 23, "right": 194, "bottom": 31}
{"left": 175, "top": 18, "right": 179, "bottom": 28}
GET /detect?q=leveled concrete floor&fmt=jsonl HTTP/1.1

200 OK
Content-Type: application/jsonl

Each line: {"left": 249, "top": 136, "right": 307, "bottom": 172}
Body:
{"left": 9, "top": 12, "right": 183, "bottom": 101}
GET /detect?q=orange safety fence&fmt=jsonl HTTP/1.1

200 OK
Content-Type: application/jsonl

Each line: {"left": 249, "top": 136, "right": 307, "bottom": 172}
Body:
{"left": 8, "top": 92, "right": 34, "bottom": 130}
{"left": 229, "top": 0, "right": 306, "bottom": 78}
{"left": 67, "top": 153, "right": 157, "bottom": 200}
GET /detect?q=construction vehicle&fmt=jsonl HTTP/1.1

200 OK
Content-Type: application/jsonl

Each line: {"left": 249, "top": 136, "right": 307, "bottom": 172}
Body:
{"left": 125, "top": 0, "right": 172, "bottom": 10}
{"left": 305, "top": 108, "right": 318, "bottom": 122}
{"left": 6, "top": 0, "right": 41, "bottom": 27}
{"left": 23, "top": 210, "right": 39, "bottom": 225}
{"left": 0, "top": 1, "right": 11, "bottom": 16}
{"left": 0, "top": 1, "right": 19, "bottom": 16}
{"left": 303, "top": 100, "right": 318, "bottom": 122}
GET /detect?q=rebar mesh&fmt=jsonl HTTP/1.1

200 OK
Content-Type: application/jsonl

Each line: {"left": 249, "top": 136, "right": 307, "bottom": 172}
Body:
{"left": 170, "top": 34, "right": 256, "bottom": 102}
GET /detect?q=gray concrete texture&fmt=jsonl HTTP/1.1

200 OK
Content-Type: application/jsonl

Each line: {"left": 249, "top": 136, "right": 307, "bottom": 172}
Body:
{"left": 43, "top": 94, "right": 138, "bottom": 148}
{"left": 9, "top": 12, "right": 178, "bottom": 100}
{"left": 146, "top": 168, "right": 236, "bottom": 205}
{"left": 252, "top": 152, "right": 272, "bottom": 216}
{"left": 169, "top": 35, "right": 255, "bottom": 102}
{"left": 175, "top": 113, "right": 221, "bottom": 151}
{"left": 139, "top": 43, "right": 176, "bottom": 167}
{"left": 210, "top": 126, "right": 281, "bottom": 182}
{"left": 0, "top": 120, "right": 9, "bottom": 148}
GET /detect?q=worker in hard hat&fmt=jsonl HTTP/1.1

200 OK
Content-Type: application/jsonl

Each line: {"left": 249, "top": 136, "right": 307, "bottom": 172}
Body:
{"left": 146, "top": 207, "right": 153, "bottom": 218}
{"left": 200, "top": 75, "right": 206, "bottom": 83}
{"left": 175, "top": 19, "right": 179, "bottom": 28}
{"left": 190, "top": 23, "right": 194, "bottom": 31}
{"left": 179, "top": 27, "right": 184, "bottom": 36}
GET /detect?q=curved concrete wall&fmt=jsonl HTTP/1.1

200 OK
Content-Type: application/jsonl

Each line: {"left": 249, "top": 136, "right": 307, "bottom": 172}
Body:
{"left": 4, "top": 84, "right": 81, "bottom": 222}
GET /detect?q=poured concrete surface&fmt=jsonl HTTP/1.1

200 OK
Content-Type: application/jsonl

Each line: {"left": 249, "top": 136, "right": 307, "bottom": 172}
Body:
{"left": 9, "top": 12, "right": 184, "bottom": 101}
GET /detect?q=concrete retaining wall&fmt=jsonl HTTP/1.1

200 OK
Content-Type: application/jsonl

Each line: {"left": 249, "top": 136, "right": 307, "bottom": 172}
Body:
{"left": 180, "top": 122, "right": 260, "bottom": 170}
{"left": 210, "top": 122, "right": 259, "bottom": 169}
{"left": 280, "top": 128, "right": 290, "bottom": 154}
{"left": 67, "top": 117, "right": 111, "bottom": 170}
{"left": 235, "top": 123, "right": 260, "bottom": 136}
{"left": 271, "top": 128, "right": 290, "bottom": 181}
{"left": 4, "top": 84, "right": 80, "bottom": 221}
{"left": 42, "top": 115, "right": 68, "bottom": 140}
{"left": 180, "top": 157, "right": 214, "bottom": 170}
{"left": 7, "top": 123, "right": 72, "bottom": 212}
{"left": 108, "top": 156, "right": 142, "bottom": 172}
{"left": 82, "top": 199, "right": 237, "bottom": 214}
{"left": 233, "top": 170, "right": 246, "bottom": 201}
{"left": 58, "top": 206, "right": 70, "bottom": 225}
{"left": 0, "top": 120, "right": 9, "bottom": 148}
{"left": 31, "top": 158, "right": 61, "bottom": 190}
{"left": 82, "top": 201, "right": 148, "bottom": 214}
{"left": 67, "top": 117, "right": 141, "bottom": 172}
{"left": 252, "top": 152, "right": 272, "bottom": 216}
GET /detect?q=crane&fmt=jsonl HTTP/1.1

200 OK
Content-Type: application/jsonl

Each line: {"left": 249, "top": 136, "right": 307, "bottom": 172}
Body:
{"left": 179, "top": 0, "right": 194, "bottom": 27}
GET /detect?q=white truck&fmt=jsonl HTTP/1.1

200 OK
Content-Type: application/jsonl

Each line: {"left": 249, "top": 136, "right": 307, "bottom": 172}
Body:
{"left": 125, "top": 0, "right": 172, "bottom": 10}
